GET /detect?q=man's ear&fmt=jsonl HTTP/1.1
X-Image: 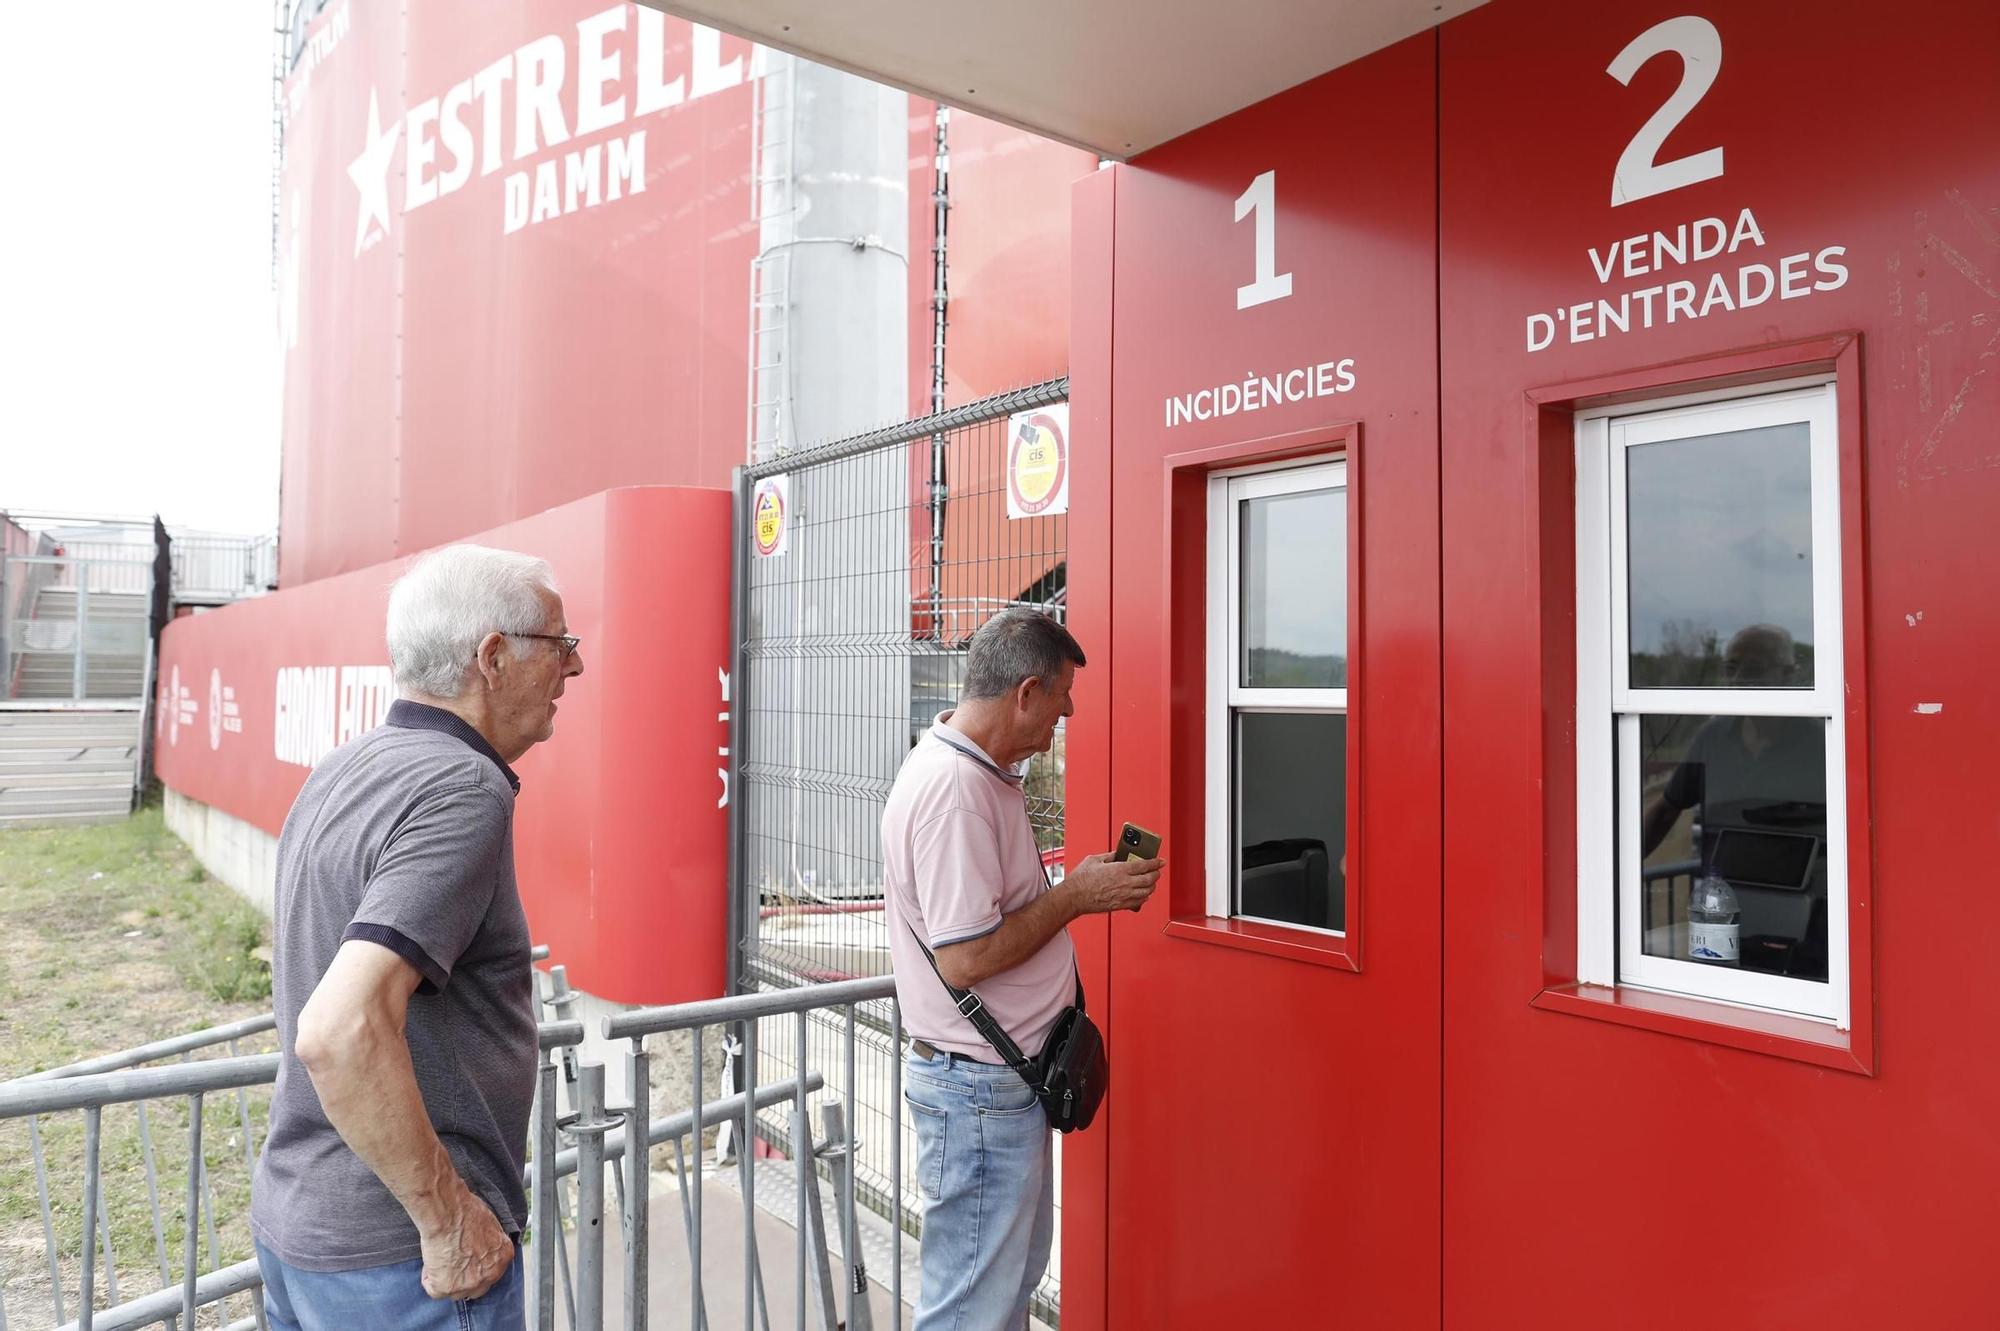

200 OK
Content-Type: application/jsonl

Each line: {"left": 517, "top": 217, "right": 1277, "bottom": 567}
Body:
{"left": 1014, "top": 675, "right": 1043, "bottom": 712}
{"left": 474, "top": 632, "right": 510, "bottom": 689}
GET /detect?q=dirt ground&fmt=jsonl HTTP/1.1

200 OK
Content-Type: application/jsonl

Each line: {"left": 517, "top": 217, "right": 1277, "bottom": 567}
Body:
{"left": 0, "top": 803, "right": 275, "bottom": 1329}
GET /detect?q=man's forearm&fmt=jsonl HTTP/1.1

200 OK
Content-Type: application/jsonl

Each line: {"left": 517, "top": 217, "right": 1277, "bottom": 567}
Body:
{"left": 1641, "top": 797, "right": 1682, "bottom": 860}
{"left": 934, "top": 888, "right": 1080, "bottom": 989}
{"left": 303, "top": 1016, "right": 469, "bottom": 1233}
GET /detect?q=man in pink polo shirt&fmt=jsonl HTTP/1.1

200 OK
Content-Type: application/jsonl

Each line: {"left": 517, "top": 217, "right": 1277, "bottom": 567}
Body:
{"left": 884, "top": 608, "right": 1162, "bottom": 1329}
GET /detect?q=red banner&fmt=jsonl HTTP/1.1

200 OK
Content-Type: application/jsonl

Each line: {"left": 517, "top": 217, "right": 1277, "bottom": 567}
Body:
{"left": 275, "top": 0, "right": 757, "bottom": 585}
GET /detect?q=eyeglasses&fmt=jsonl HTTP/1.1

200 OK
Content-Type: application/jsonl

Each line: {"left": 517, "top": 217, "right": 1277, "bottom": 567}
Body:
{"left": 511, "top": 632, "right": 581, "bottom": 661}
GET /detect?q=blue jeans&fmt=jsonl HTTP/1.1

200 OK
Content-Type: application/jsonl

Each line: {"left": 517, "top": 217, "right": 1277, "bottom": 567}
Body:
{"left": 255, "top": 1239, "right": 523, "bottom": 1331}
{"left": 905, "top": 1048, "right": 1055, "bottom": 1331}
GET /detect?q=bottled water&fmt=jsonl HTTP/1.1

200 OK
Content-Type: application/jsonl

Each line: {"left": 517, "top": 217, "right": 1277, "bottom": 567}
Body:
{"left": 1688, "top": 871, "right": 1740, "bottom": 965}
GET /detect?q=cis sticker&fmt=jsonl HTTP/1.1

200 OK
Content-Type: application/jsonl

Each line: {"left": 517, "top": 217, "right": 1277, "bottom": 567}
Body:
{"left": 1006, "top": 407, "right": 1070, "bottom": 519}
{"left": 753, "top": 475, "right": 789, "bottom": 557}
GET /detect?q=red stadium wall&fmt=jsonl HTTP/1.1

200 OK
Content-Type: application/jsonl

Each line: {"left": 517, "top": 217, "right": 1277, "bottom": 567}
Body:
{"left": 275, "top": 1, "right": 757, "bottom": 587}
{"left": 276, "top": 1, "right": 1092, "bottom": 593}
{"left": 157, "top": 487, "right": 731, "bottom": 1005}
{"left": 1066, "top": 0, "right": 2000, "bottom": 1324}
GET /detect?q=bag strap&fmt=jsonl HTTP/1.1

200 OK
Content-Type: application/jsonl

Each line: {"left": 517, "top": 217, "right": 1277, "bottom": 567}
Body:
{"left": 906, "top": 923, "right": 1040, "bottom": 1080}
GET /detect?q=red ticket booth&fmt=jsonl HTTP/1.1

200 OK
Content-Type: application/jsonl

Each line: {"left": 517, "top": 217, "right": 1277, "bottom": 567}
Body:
{"left": 1054, "top": 0, "right": 2000, "bottom": 1324}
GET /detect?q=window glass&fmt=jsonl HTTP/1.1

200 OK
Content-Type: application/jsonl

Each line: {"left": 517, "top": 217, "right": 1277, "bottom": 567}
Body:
{"left": 1631, "top": 712, "right": 1828, "bottom": 982}
{"left": 1241, "top": 488, "right": 1346, "bottom": 688}
{"left": 1626, "top": 424, "right": 1815, "bottom": 689}
{"left": 1236, "top": 711, "right": 1346, "bottom": 931}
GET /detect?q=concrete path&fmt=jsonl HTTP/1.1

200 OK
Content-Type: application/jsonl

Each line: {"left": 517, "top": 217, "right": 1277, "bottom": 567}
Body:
{"left": 542, "top": 1158, "right": 1055, "bottom": 1330}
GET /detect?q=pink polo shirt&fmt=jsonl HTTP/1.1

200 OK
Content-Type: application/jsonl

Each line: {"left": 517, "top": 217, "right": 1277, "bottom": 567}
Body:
{"left": 883, "top": 713, "right": 1075, "bottom": 1061}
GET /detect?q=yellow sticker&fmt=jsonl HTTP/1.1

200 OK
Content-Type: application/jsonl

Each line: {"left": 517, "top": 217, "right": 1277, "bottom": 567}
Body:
{"left": 753, "top": 477, "right": 788, "bottom": 557}
{"left": 1006, "top": 408, "right": 1070, "bottom": 519}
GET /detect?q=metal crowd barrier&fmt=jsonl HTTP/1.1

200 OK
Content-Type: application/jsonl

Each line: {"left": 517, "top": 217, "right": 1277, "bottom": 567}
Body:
{"left": 1, "top": 947, "right": 912, "bottom": 1331}
{"left": 587, "top": 973, "right": 903, "bottom": 1331}
{"left": 0, "top": 946, "right": 537, "bottom": 1331}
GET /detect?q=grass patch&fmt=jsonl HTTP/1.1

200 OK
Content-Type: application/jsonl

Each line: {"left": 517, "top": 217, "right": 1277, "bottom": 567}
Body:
{"left": 0, "top": 806, "right": 275, "bottom": 1325}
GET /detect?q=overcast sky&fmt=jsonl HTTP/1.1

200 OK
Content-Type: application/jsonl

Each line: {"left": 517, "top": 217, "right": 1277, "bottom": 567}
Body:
{"left": 0, "top": 5, "right": 280, "bottom": 534}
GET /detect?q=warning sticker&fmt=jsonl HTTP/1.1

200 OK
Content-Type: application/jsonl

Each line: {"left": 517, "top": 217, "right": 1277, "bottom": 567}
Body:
{"left": 753, "top": 475, "right": 789, "bottom": 558}
{"left": 1006, "top": 406, "right": 1069, "bottom": 520}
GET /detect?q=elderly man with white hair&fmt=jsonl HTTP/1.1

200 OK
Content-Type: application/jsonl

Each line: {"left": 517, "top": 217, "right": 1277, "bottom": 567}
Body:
{"left": 250, "top": 544, "right": 583, "bottom": 1331}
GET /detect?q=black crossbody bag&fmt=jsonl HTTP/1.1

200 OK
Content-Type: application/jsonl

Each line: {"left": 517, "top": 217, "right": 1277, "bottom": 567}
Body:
{"left": 909, "top": 925, "right": 1107, "bottom": 1133}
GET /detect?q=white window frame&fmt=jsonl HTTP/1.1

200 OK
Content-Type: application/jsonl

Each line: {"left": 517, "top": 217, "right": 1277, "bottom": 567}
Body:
{"left": 1575, "top": 378, "right": 1849, "bottom": 1026}
{"left": 1205, "top": 459, "right": 1348, "bottom": 933}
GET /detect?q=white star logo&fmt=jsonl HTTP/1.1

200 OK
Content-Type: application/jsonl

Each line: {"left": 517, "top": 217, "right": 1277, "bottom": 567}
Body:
{"left": 347, "top": 89, "right": 401, "bottom": 255}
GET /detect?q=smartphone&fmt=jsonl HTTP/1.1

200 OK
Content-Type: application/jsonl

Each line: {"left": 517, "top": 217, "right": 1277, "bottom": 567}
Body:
{"left": 1112, "top": 821, "right": 1162, "bottom": 863}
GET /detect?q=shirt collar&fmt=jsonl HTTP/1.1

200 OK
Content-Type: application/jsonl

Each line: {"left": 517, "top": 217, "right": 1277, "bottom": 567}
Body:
{"left": 386, "top": 699, "right": 521, "bottom": 792}
{"left": 929, "top": 711, "right": 1026, "bottom": 785}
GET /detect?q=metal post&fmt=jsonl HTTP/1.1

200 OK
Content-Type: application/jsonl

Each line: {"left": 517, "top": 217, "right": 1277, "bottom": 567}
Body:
{"left": 689, "top": 1026, "right": 707, "bottom": 1331}
{"left": 546, "top": 968, "right": 586, "bottom": 1330}
{"left": 183, "top": 1094, "right": 204, "bottom": 1331}
{"left": 550, "top": 967, "right": 581, "bottom": 1088}
{"left": 573, "top": 1063, "right": 610, "bottom": 1331}
{"left": 843, "top": 1004, "right": 870, "bottom": 1331}
{"left": 891, "top": 1004, "right": 903, "bottom": 1331}
{"left": 799, "top": 1106, "right": 841, "bottom": 1331}
{"left": 624, "top": 1039, "right": 650, "bottom": 1331}
{"left": 794, "top": 1014, "right": 808, "bottom": 1331}
{"left": 229, "top": 1041, "right": 259, "bottom": 1173}
{"left": 73, "top": 566, "right": 89, "bottom": 700}
{"left": 533, "top": 1058, "right": 558, "bottom": 1331}
{"left": 80, "top": 1105, "right": 100, "bottom": 1331}
{"left": 1, "top": 556, "right": 12, "bottom": 699}
{"left": 134, "top": 1102, "right": 176, "bottom": 1331}
{"left": 95, "top": 1171, "right": 120, "bottom": 1306}
{"left": 30, "top": 1116, "right": 64, "bottom": 1326}
{"left": 817, "top": 1103, "right": 869, "bottom": 1331}
{"left": 742, "top": 1019, "right": 771, "bottom": 1331}
{"left": 742, "top": 1018, "right": 757, "bottom": 1329}
{"left": 727, "top": 467, "right": 750, "bottom": 999}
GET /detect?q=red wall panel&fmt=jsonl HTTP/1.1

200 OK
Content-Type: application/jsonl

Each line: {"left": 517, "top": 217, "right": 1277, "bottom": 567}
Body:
{"left": 1439, "top": 0, "right": 2000, "bottom": 1324}
{"left": 1073, "top": 34, "right": 1444, "bottom": 1327}
{"left": 157, "top": 487, "right": 730, "bottom": 1004}
{"left": 1060, "top": 164, "right": 1116, "bottom": 1330}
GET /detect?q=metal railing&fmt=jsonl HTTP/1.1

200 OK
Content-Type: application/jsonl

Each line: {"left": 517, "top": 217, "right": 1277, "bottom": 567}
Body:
{"left": 168, "top": 538, "right": 276, "bottom": 605}
{"left": 2, "top": 950, "right": 920, "bottom": 1331}
{"left": 0, "top": 1012, "right": 283, "bottom": 1331}
{"left": 0, "top": 948, "right": 527, "bottom": 1331}
{"left": 586, "top": 975, "right": 905, "bottom": 1331}
{"left": 2, "top": 555, "right": 156, "bottom": 702}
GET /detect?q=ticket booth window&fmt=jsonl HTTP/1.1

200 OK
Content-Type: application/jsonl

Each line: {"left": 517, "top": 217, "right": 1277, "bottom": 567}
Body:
{"left": 1205, "top": 460, "right": 1348, "bottom": 934}
{"left": 1575, "top": 382, "right": 1850, "bottom": 1025}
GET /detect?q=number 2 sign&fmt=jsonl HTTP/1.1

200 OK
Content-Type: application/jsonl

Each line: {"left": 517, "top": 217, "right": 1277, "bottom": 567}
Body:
{"left": 1608, "top": 15, "right": 1726, "bottom": 206}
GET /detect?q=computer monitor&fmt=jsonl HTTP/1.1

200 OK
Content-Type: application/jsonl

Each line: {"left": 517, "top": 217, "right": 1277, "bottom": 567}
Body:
{"left": 1709, "top": 825, "right": 1820, "bottom": 891}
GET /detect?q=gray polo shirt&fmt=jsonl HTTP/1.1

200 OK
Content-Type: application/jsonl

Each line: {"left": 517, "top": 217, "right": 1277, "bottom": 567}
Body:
{"left": 250, "top": 701, "right": 537, "bottom": 1271}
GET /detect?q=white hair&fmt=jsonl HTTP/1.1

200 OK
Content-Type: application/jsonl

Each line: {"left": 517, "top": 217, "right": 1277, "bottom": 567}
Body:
{"left": 386, "top": 545, "right": 558, "bottom": 699}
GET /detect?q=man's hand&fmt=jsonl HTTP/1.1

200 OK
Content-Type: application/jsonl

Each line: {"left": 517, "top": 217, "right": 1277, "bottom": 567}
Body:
{"left": 930, "top": 849, "right": 1165, "bottom": 989}
{"left": 419, "top": 1185, "right": 515, "bottom": 1301}
{"left": 1060, "top": 852, "right": 1164, "bottom": 915}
